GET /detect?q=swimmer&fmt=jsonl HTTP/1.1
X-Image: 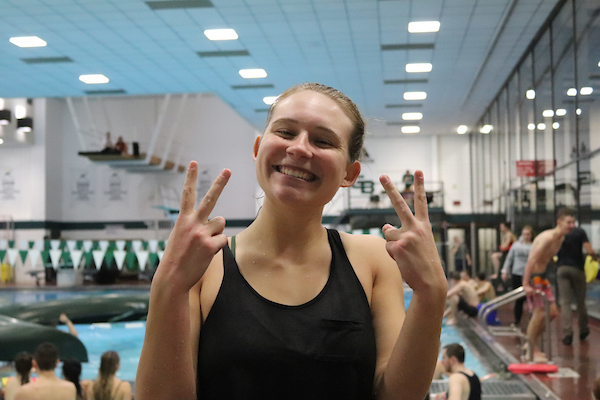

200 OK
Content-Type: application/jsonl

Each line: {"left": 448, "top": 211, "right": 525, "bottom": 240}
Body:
{"left": 136, "top": 83, "right": 447, "bottom": 400}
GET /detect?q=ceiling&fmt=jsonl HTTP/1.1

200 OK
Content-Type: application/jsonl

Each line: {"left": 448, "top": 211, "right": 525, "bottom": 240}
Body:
{"left": 0, "top": 0, "right": 560, "bottom": 136}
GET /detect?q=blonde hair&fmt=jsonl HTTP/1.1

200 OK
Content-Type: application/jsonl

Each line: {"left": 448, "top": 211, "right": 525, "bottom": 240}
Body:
{"left": 265, "top": 83, "right": 365, "bottom": 162}
{"left": 93, "top": 351, "right": 119, "bottom": 400}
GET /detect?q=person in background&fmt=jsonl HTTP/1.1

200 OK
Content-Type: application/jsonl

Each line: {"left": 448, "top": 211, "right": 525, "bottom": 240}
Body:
{"left": 2, "top": 352, "right": 34, "bottom": 400}
{"left": 59, "top": 313, "right": 78, "bottom": 337}
{"left": 501, "top": 226, "right": 534, "bottom": 326}
{"left": 92, "top": 351, "right": 131, "bottom": 400}
{"left": 452, "top": 236, "right": 471, "bottom": 273}
{"left": 62, "top": 358, "right": 92, "bottom": 400}
{"left": 445, "top": 272, "right": 480, "bottom": 325}
{"left": 402, "top": 169, "right": 414, "bottom": 191}
{"left": 473, "top": 273, "right": 496, "bottom": 304}
{"left": 115, "top": 136, "right": 128, "bottom": 154}
{"left": 592, "top": 376, "right": 600, "bottom": 400}
{"left": 491, "top": 223, "right": 517, "bottom": 278}
{"left": 14, "top": 342, "right": 76, "bottom": 400}
{"left": 434, "top": 343, "right": 481, "bottom": 400}
{"left": 136, "top": 83, "right": 447, "bottom": 400}
{"left": 556, "top": 222, "right": 598, "bottom": 345}
{"left": 522, "top": 208, "right": 574, "bottom": 363}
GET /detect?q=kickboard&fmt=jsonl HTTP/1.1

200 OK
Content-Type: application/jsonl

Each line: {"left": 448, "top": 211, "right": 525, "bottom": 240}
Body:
{"left": 508, "top": 363, "right": 558, "bottom": 374}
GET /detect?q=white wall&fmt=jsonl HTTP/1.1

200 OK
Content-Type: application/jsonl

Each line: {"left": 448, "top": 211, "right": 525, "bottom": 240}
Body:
{"left": 1, "top": 94, "right": 260, "bottom": 241}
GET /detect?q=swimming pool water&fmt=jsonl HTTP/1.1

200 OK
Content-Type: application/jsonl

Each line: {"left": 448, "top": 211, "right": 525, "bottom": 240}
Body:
{"left": 7, "top": 288, "right": 489, "bottom": 381}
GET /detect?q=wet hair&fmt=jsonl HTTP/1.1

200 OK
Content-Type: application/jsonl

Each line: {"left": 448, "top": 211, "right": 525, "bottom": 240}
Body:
{"left": 34, "top": 342, "right": 59, "bottom": 371}
{"left": 14, "top": 352, "right": 33, "bottom": 385}
{"left": 93, "top": 351, "right": 120, "bottom": 400}
{"left": 444, "top": 343, "right": 465, "bottom": 363}
{"left": 62, "top": 358, "right": 83, "bottom": 400}
{"left": 477, "top": 272, "right": 487, "bottom": 281}
{"left": 557, "top": 207, "right": 575, "bottom": 220}
{"left": 449, "top": 271, "right": 461, "bottom": 281}
{"left": 265, "top": 83, "right": 365, "bottom": 162}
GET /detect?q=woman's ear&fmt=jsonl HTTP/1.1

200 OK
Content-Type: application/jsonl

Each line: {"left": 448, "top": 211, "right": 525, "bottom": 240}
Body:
{"left": 341, "top": 161, "right": 361, "bottom": 188}
{"left": 253, "top": 136, "right": 262, "bottom": 161}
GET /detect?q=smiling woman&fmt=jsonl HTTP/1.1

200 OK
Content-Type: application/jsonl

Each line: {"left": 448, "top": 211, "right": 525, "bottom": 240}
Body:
{"left": 136, "top": 83, "right": 447, "bottom": 400}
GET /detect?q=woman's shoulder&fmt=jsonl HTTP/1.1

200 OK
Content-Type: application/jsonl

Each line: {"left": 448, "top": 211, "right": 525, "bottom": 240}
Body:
{"left": 338, "top": 231, "right": 398, "bottom": 272}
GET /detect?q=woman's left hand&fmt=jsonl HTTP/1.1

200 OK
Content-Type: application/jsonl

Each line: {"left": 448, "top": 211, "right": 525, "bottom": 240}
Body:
{"left": 379, "top": 171, "right": 446, "bottom": 293}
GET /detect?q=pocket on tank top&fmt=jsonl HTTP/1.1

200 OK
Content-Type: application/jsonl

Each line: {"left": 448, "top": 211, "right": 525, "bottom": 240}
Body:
{"left": 316, "top": 319, "right": 366, "bottom": 362}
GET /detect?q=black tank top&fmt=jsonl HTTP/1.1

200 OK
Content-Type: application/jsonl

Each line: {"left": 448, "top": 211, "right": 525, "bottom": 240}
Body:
{"left": 445, "top": 372, "right": 481, "bottom": 400}
{"left": 197, "top": 229, "right": 377, "bottom": 400}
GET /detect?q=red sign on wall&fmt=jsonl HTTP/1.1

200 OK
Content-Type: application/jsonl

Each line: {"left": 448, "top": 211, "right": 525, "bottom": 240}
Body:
{"left": 516, "top": 160, "right": 556, "bottom": 177}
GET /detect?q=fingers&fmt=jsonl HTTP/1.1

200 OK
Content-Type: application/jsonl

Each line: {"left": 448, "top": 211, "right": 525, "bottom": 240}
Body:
{"left": 412, "top": 170, "right": 430, "bottom": 221}
{"left": 379, "top": 174, "right": 413, "bottom": 227}
{"left": 180, "top": 161, "right": 198, "bottom": 214}
{"left": 197, "top": 169, "right": 232, "bottom": 222}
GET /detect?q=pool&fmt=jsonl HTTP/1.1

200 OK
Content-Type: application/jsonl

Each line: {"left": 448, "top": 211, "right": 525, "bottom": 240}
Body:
{"left": 2, "top": 287, "right": 489, "bottom": 381}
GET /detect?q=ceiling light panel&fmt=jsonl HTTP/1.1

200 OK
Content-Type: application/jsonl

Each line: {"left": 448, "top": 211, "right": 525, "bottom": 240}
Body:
{"left": 408, "top": 21, "right": 440, "bottom": 33}
{"left": 402, "top": 112, "right": 423, "bottom": 120}
{"left": 9, "top": 36, "right": 47, "bottom": 47}
{"left": 204, "top": 29, "right": 238, "bottom": 40}
{"left": 79, "top": 74, "right": 110, "bottom": 84}
{"left": 239, "top": 69, "right": 267, "bottom": 79}
{"left": 405, "top": 63, "right": 432, "bottom": 73}
{"left": 401, "top": 126, "right": 420, "bottom": 134}
{"left": 404, "top": 92, "right": 427, "bottom": 100}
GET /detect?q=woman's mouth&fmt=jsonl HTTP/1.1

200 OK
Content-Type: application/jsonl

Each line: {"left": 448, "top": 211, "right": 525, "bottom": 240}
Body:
{"left": 275, "top": 166, "right": 317, "bottom": 182}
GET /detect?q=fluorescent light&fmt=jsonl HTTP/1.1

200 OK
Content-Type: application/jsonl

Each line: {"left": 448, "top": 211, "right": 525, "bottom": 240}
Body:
{"left": 79, "top": 74, "right": 109, "bottom": 84}
{"left": 402, "top": 112, "right": 423, "bottom": 120}
{"left": 553, "top": 122, "right": 560, "bottom": 129}
{"left": 15, "top": 105, "right": 26, "bottom": 119}
{"left": 401, "top": 126, "right": 420, "bottom": 134}
{"left": 457, "top": 125, "right": 468, "bottom": 134}
{"left": 9, "top": 36, "right": 47, "bottom": 47}
{"left": 0, "top": 138, "right": 3, "bottom": 145}
{"left": 537, "top": 123, "right": 546, "bottom": 130}
{"left": 480, "top": 125, "right": 492, "bottom": 134}
{"left": 527, "top": 123, "right": 535, "bottom": 130}
{"left": 0, "top": 99, "right": 4, "bottom": 109}
{"left": 567, "top": 88, "right": 577, "bottom": 96}
{"left": 403, "top": 91, "right": 427, "bottom": 100}
{"left": 408, "top": 21, "right": 440, "bottom": 33}
{"left": 405, "top": 63, "right": 432, "bottom": 73}
{"left": 542, "top": 109, "right": 554, "bottom": 117}
{"left": 580, "top": 87, "right": 593, "bottom": 95}
{"left": 556, "top": 109, "right": 567, "bottom": 116}
{"left": 204, "top": 29, "right": 238, "bottom": 41}
{"left": 263, "top": 96, "right": 278, "bottom": 105}
{"left": 239, "top": 69, "right": 267, "bottom": 79}
{"left": 526, "top": 90, "right": 535, "bottom": 99}
{"left": 576, "top": 108, "right": 582, "bottom": 115}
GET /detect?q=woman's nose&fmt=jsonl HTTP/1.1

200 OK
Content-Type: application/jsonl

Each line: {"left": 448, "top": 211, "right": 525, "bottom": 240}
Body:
{"left": 286, "top": 132, "right": 313, "bottom": 158}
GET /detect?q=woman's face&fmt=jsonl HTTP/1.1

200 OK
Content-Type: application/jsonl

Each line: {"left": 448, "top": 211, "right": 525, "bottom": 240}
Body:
{"left": 254, "top": 90, "right": 360, "bottom": 208}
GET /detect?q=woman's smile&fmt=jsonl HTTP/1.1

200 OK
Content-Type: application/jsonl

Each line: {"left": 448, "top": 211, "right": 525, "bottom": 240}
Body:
{"left": 274, "top": 165, "right": 318, "bottom": 182}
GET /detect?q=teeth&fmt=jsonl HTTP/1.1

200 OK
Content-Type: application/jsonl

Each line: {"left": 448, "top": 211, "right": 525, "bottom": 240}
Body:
{"left": 279, "top": 166, "right": 314, "bottom": 181}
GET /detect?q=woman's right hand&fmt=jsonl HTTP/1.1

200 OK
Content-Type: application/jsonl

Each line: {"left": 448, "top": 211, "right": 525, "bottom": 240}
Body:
{"left": 155, "top": 161, "right": 231, "bottom": 291}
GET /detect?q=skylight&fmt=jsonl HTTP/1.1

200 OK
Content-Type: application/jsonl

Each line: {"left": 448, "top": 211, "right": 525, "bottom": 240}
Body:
{"left": 9, "top": 36, "right": 47, "bottom": 47}
{"left": 204, "top": 29, "right": 238, "bottom": 41}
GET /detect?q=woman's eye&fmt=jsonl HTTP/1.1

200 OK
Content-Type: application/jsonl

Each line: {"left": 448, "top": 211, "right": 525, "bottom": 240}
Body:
{"left": 276, "top": 130, "right": 294, "bottom": 137}
{"left": 315, "top": 139, "right": 334, "bottom": 147}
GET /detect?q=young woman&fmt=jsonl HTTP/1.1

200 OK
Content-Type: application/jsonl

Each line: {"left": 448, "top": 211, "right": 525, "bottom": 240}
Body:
{"left": 3, "top": 353, "right": 33, "bottom": 400}
{"left": 62, "top": 358, "right": 92, "bottom": 400}
{"left": 92, "top": 351, "right": 131, "bottom": 400}
{"left": 136, "top": 83, "right": 447, "bottom": 400}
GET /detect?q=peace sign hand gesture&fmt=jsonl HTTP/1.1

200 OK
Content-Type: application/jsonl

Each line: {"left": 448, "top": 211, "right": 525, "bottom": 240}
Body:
{"left": 156, "top": 161, "right": 231, "bottom": 292}
{"left": 379, "top": 171, "right": 446, "bottom": 293}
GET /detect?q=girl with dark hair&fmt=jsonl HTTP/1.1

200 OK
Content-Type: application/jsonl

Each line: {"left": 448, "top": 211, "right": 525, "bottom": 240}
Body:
{"left": 3, "top": 352, "right": 33, "bottom": 400}
{"left": 92, "top": 351, "right": 131, "bottom": 400}
{"left": 62, "top": 358, "right": 92, "bottom": 400}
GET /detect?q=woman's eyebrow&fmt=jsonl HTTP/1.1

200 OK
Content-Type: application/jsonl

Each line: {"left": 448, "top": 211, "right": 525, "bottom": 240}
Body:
{"left": 272, "top": 117, "right": 338, "bottom": 136}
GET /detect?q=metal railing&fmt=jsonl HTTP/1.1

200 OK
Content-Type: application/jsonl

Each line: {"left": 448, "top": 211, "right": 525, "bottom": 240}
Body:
{"left": 478, "top": 286, "right": 553, "bottom": 362}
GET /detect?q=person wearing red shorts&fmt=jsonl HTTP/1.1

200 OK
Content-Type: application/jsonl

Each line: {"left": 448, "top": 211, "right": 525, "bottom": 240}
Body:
{"left": 522, "top": 208, "right": 576, "bottom": 363}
